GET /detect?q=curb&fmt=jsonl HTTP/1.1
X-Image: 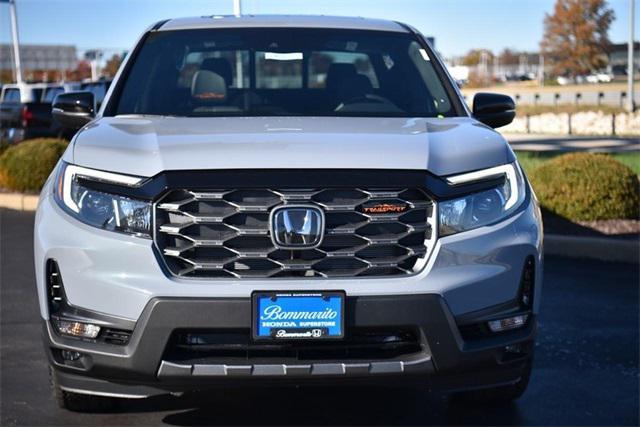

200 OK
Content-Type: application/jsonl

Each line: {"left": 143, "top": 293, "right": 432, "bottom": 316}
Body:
{"left": 545, "top": 234, "right": 639, "bottom": 264}
{"left": 0, "top": 193, "right": 39, "bottom": 211}
{"left": 0, "top": 193, "right": 637, "bottom": 263}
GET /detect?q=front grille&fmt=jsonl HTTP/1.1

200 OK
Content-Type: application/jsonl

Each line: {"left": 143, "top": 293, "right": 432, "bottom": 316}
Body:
{"left": 163, "top": 328, "right": 423, "bottom": 363}
{"left": 154, "top": 188, "right": 435, "bottom": 279}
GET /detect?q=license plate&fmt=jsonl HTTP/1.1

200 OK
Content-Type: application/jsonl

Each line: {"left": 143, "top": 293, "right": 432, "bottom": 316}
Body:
{"left": 252, "top": 291, "right": 345, "bottom": 340}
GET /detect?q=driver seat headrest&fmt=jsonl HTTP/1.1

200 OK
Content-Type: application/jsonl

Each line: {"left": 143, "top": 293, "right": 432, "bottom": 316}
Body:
{"left": 336, "top": 73, "right": 373, "bottom": 102}
{"left": 325, "top": 63, "right": 358, "bottom": 93}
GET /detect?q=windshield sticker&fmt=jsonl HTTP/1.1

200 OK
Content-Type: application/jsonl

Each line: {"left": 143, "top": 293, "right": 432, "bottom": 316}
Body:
{"left": 345, "top": 41, "right": 358, "bottom": 51}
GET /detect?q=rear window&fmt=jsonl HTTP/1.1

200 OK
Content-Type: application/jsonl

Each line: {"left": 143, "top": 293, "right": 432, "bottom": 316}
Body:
{"left": 31, "top": 88, "right": 43, "bottom": 102}
{"left": 2, "top": 88, "right": 20, "bottom": 102}
{"left": 81, "top": 82, "right": 111, "bottom": 106}
{"left": 309, "top": 51, "right": 379, "bottom": 89}
{"left": 43, "top": 87, "right": 64, "bottom": 103}
{"left": 110, "top": 28, "right": 458, "bottom": 118}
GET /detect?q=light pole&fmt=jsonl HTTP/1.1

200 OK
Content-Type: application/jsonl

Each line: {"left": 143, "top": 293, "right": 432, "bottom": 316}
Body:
{"left": 84, "top": 50, "right": 103, "bottom": 81}
{"left": 627, "top": 0, "right": 636, "bottom": 112}
{"left": 233, "top": 0, "right": 241, "bottom": 17}
{"left": 5, "top": 0, "right": 23, "bottom": 84}
{"left": 538, "top": 54, "right": 545, "bottom": 87}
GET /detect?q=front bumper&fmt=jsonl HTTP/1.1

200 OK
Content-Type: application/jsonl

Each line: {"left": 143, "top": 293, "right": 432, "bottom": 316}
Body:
{"left": 36, "top": 173, "right": 542, "bottom": 396}
{"left": 45, "top": 294, "right": 536, "bottom": 397}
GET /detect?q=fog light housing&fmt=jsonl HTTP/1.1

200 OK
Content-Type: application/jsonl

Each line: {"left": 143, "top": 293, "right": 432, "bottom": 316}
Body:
{"left": 505, "top": 344, "right": 523, "bottom": 354}
{"left": 487, "top": 314, "right": 528, "bottom": 333}
{"left": 61, "top": 350, "right": 82, "bottom": 361}
{"left": 520, "top": 256, "right": 535, "bottom": 308}
{"left": 56, "top": 320, "right": 101, "bottom": 339}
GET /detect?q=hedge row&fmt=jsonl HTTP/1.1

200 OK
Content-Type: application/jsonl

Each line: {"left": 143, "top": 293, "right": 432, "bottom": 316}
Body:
{"left": 0, "top": 138, "right": 68, "bottom": 193}
{"left": 0, "top": 138, "right": 638, "bottom": 222}
{"left": 528, "top": 152, "right": 639, "bottom": 221}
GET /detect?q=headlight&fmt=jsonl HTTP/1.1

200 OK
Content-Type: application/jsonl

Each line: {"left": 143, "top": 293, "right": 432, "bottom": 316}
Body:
{"left": 54, "top": 162, "right": 151, "bottom": 237}
{"left": 439, "top": 162, "right": 526, "bottom": 237}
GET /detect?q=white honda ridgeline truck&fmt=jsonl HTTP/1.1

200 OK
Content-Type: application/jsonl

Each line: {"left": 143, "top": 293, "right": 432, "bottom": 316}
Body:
{"left": 35, "top": 15, "right": 542, "bottom": 411}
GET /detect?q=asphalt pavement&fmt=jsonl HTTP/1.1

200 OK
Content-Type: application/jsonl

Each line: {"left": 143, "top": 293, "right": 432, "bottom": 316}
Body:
{"left": 1, "top": 208, "right": 638, "bottom": 426}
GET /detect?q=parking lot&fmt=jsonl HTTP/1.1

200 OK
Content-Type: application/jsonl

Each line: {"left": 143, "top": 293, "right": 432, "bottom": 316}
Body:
{"left": 1, "top": 208, "right": 638, "bottom": 426}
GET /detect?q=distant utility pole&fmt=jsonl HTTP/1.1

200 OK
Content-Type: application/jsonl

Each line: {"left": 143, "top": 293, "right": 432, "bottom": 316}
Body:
{"left": 233, "top": 0, "right": 243, "bottom": 87}
{"left": 6, "top": 0, "right": 23, "bottom": 84}
{"left": 538, "top": 54, "right": 545, "bottom": 87}
{"left": 480, "top": 50, "right": 489, "bottom": 84}
{"left": 84, "top": 50, "right": 103, "bottom": 80}
{"left": 627, "top": 0, "right": 635, "bottom": 112}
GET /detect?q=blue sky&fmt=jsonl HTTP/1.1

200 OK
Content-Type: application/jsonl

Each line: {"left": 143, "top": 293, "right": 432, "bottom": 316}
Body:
{"left": 0, "top": 0, "right": 637, "bottom": 57}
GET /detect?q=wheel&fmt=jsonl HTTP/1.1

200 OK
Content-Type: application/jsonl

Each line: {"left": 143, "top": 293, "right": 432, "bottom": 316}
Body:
{"left": 49, "top": 367, "right": 118, "bottom": 412}
{"left": 451, "top": 357, "right": 533, "bottom": 405}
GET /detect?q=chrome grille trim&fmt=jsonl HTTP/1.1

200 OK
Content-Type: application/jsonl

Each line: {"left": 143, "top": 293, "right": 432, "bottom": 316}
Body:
{"left": 154, "top": 188, "right": 436, "bottom": 279}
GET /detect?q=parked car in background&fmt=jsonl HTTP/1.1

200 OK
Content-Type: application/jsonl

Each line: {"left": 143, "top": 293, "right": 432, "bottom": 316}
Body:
{"left": 585, "top": 72, "right": 613, "bottom": 84}
{"left": 80, "top": 79, "right": 112, "bottom": 110}
{"left": 42, "top": 83, "right": 81, "bottom": 104}
{"left": 0, "top": 82, "right": 80, "bottom": 144}
{"left": 1, "top": 82, "right": 47, "bottom": 144}
{"left": 40, "top": 15, "right": 542, "bottom": 412}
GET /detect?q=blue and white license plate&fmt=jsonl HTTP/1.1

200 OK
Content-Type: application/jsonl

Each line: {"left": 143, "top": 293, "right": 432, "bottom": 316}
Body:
{"left": 252, "top": 292, "right": 345, "bottom": 340}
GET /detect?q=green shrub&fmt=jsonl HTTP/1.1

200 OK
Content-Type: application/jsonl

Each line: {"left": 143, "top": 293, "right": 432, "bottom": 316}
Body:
{"left": 0, "top": 140, "right": 10, "bottom": 156}
{"left": 0, "top": 138, "right": 68, "bottom": 193}
{"left": 529, "top": 153, "right": 640, "bottom": 221}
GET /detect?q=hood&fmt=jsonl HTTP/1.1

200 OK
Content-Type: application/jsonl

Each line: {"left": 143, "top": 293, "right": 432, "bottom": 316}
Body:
{"left": 71, "top": 116, "right": 511, "bottom": 178}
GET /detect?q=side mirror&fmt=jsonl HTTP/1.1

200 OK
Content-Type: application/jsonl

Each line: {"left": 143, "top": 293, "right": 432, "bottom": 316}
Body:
{"left": 472, "top": 93, "right": 515, "bottom": 129}
{"left": 52, "top": 91, "right": 95, "bottom": 130}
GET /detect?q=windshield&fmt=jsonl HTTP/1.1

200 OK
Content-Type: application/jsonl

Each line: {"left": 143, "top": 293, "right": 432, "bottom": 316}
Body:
{"left": 110, "top": 28, "right": 458, "bottom": 118}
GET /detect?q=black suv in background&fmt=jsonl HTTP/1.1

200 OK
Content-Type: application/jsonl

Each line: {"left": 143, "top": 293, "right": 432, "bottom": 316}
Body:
{"left": 0, "top": 80, "right": 111, "bottom": 144}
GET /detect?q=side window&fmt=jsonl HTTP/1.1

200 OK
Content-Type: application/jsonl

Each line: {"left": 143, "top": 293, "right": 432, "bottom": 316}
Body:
{"left": 256, "top": 51, "right": 303, "bottom": 89}
{"left": 43, "top": 87, "right": 64, "bottom": 103}
{"left": 178, "top": 52, "right": 204, "bottom": 88}
{"left": 309, "top": 51, "right": 379, "bottom": 89}
{"left": 2, "top": 88, "right": 20, "bottom": 102}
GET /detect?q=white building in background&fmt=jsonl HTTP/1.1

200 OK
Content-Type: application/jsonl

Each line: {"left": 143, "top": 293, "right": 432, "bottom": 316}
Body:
{"left": 446, "top": 64, "right": 470, "bottom": 84}
{"left": 0, "top": 44, "right": 77, "bottom": 75}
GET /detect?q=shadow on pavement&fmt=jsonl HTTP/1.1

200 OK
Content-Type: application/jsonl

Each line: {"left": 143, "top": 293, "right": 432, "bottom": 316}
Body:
{"left": 96, "top": 386, "right": 524, "bottom": 426}
{"left": 541, "top": 207, "right": 639, "bottom": 240}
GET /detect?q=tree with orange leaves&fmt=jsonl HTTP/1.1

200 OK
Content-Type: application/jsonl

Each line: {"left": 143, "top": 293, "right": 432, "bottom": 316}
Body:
{"left": 103, "top": 54, "right": 124, "bottom": 78}
{"left": 540, "top": 0, "right": 615, "bottom": 78}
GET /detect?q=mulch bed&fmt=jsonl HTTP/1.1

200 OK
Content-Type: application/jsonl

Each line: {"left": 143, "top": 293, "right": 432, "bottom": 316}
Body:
{"left": 542, "top": 208, "right": 639, "bottom": 240}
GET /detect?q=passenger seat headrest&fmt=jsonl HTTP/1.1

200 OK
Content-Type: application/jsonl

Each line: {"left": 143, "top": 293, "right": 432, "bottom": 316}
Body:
{"left": 191, "top": 70, "right": 227, "bottom": 105}
{"left": 200, "top": 58, "right": 233, "bottom": 87}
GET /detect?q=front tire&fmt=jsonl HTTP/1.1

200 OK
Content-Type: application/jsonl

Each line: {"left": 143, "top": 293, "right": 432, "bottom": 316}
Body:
{"left": 49, "top": 367, "right": 118, "bottom": 412}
